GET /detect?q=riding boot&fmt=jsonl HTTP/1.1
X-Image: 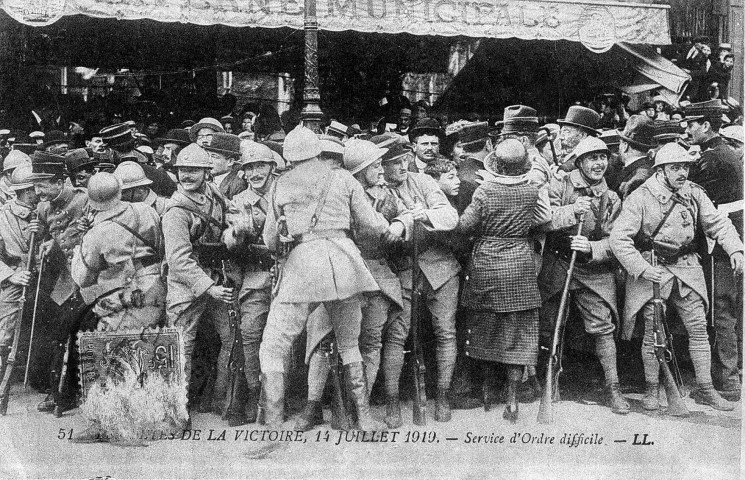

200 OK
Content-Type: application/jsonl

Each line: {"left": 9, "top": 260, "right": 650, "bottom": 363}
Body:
{"left": 345, "top": 362, "right": 386, "bottom": 431}
{"left": 503, "top": 365, "right": 520, "bottom": 423}
{"left": 295, "top": 400, "right": 324, "bottom": 432}
{"left": 384, "top": 395, "right": 402, "bottom": 429}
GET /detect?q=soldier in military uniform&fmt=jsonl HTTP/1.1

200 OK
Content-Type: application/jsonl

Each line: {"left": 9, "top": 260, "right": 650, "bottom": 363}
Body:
{"left": 684, "top": 100, "right": 744, "bottom": 400}
{"left": 260, "top": 126, "right": 405, "bottom": 431}
{"left": 539, "top": 137, "right": 629, "bottom": 414}
{"left": 64, "top": 148, "right": 98, "bottom": 189}
{"left": 114, "top": 161, "right": 167, "bottom": 216}
{"left": 71, "top": 172, "right": 165, "bottom": 332}
{"left": 0, "top": 150, "right": 31, "bottom": 206}
{"left": 162, "top": 144, "right": 235, "bottom": 421}
{"left": 610, "top": 142, "right": 744, "bottom": 411}
{"left": 0, "top": 164, "right": 39, "bottom": 384}
{"left": 381, "top": 140, "right": 460, "bottom": 426}
{"left": 28, "top": 151, "right": 93, "bottom": 415}
{"left": 221, "top": 141, "right": 278, "bottom": 425}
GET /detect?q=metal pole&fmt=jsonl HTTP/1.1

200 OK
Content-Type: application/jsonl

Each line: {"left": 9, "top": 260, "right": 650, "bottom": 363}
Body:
{"left": 301, "top": 0, "right": 323, "bottom": 133}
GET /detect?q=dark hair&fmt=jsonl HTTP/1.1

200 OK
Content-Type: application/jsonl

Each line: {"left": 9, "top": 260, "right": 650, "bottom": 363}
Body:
{"left": 424, "top": 158, "right": 457, "bottom": 179}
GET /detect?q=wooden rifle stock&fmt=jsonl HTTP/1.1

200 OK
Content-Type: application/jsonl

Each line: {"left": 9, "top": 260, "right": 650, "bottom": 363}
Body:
{"left": 537, "top": 217, "right": 584, "bottom": 424}
{"left": 0, "top": 229, "right": 37, "bottom": 415}
{"left": 325, "top": 335, "right": 353, "bottom": 431}
{"left": 650, "top": 252, "right": 690, "bottom": 417}
{"left": 411, "top": 221, "right": 427, "bottom": 426}
{"left": 221, "top": 260, "right": 251, "bottom": 423}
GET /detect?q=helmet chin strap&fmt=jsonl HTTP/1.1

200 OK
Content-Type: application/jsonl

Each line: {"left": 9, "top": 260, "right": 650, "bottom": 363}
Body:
{"left": 658, "top": 169, "right": 680, "bottom": 192}
{"left": 578, "top": 165, "right": 602, "bottom": 186}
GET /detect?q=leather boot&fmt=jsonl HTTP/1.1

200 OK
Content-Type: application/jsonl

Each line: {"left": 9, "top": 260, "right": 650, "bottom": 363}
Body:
{"left": 642, "top": 383, "right": 660, "bottom": 411}
{"left": 295, "top": 400, "right": 324, "bottom": 431}
{"left": 482, "top": 363, "right": 498, "bottom": 412}
{"left": 384, "top": 395, "right": 403, "bottom": 429}
{"left": 518, "top": 375, "right": 542, "bottom": 403}
{"left": 605, "top": 383, "right": 630, "bottom": 415}
{"left": 261, "top": 372, "right": 285, "bottom": 428}
{"left": 692, "top": 383, "right": 735, "bottom": 411}
{"left": 245, "top": 386, "right": 261, "bottom": 424}
{"left": 345, "top": 362, "right": 386, "bottom": 431}
{"left": 503, "top": 366, "right": 520, "bottom": 423}
{"left": 37, "top": 393, "right": 56, "bottom": 413}
{"left": 435, "top": 389, "right": 452, "bottom": 422}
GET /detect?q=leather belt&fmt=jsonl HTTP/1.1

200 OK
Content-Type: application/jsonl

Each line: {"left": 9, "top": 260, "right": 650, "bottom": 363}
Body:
{"left": 295, "top": 229, "right": 350, "bottom": 244}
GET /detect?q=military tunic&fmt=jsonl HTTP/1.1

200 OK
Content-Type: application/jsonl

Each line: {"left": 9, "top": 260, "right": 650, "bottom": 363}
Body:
{"left": 162, "top": 182, "right": 233, "bottom": 396}
{"left": 260, "top": 159, "right": 392, "bottom": 371}
{"left": 0, "top": 199, "right": 34, "bottom": 345}
{"left": 71, "top": 202, "right": 165, "bottom": 332}
{"left": 142, "top": 189, "right": 167, "bottom": 216}
{"left": 610, "top": 174, "right": 744, "bottom": 339}
{"left": 223, "top": 180, "right": 273, "bottom": 388}
{"left": 539, "top": 169, "right": 622, "bottom": 336}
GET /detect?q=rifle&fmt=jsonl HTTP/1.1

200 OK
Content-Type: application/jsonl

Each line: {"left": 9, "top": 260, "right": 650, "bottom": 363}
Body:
{"left": 537, "top": 217, "right": 584, "bottom": 424}
{"left": 23, "top": 250, "right": 45, "bottom": 390}
{"left": 540, "top": 126, "right": 559, "bottom": 166}
{"left": 220, "top": 260, "right": 251, "bottom": 425}
{"left": 410, "top": 220, "right": 427, "bottom": 426}
{"left": 322, "top": 333, "right": 353, "bottom": 430}
{"left": 650, "top": 251, "right": 690, "bottom": 417}
{"left": 271, "top": 213, "right": 292, "bottom": 300}
{"left": 53, "top": 334, "right": 73, "bottom": 417}
{"left": 0, "top": 227, "right": 37, "bottom": 415}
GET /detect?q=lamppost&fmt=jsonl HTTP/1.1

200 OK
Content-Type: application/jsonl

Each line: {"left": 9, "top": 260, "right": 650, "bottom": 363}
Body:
{"left": 301, "top": 0, "right": 323, "bottom": 133}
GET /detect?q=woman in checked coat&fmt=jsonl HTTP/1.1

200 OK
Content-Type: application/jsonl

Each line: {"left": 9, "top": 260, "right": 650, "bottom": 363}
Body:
{"left": 456, "top": 139, "right": 551, "bottom": 422}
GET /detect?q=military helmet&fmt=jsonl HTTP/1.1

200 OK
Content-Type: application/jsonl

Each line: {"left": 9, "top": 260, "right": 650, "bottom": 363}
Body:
{"left": 9, "top": 164, "right": 35, "bottom": 191}
{"left": 653, "top": 143, "right": 695, "bottom": 168}
{"left": 174, "top": 144, "right": 213, "bottom": 168}
{"left": 87, "top": 172, "right": 122, "bottom": 211}
{"left": 240, "top": 141, "right": 277, "bottom": 167}
{"left": 343, "top": 139, "right": 387, "bottom": 175}
{"left": 571, "top": 136, "right": 610, "bottom": 166}
{"left": 114, "top": 161, "right": 153, "bottom": 190}
{"left": 2, "top": 150, "right": 31, "bottom": 172}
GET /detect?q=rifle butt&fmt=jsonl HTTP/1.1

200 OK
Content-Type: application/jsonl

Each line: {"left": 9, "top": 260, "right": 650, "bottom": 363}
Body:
{"left": 537, "top": 364, "right": 554, "bottom": 424}
{"left": 660, "top": 362, "right": 690, "bottom": 417}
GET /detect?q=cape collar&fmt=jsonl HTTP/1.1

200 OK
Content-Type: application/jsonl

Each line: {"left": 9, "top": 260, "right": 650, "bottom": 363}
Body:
{"left": 568, "top": 168, "right": 607, "bottom": 197}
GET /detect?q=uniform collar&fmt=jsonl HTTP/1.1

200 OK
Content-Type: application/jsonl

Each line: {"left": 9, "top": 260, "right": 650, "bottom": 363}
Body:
{"left": 568, "top": 169, "right": 607, "bottom": 196}
{"left": 0, "top": 178, "right": 13, "bottom": 196}
{"left": 700, "top": 135, "right": 726, "bottom": 152}
{"left": 94, "top": 202, "right": 128, "bottom": 224}
{"left": 176, "top": 183, "right": 212, "bottom": 206}
{"left": 144, "top": 189, "right": 158, "bottom": 206}
{"left": 50, "top": 185, "right": 74, "bottom": 207}
{"left": 9, "top": 199, "right": 33, "bottom": 218}
{"left": 646, "top": 173, "right": 692, "bottom": 203}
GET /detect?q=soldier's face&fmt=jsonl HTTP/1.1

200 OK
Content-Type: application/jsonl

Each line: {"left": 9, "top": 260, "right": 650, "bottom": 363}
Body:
{"left": 684, "top": 120, "right": 708, "bottom": 145}
{"left": 17, "top": 187, "right": 38, "bottom": 207}
{"left": 383, "top": 158, "right": 407, "bottom": 185}
{"left": 34, "top": 178, "right": 63, "bottom": 202}
{"left": 414, "top": 135, "right": 439, "bottom": 163}
{"left": 361, "top": 160, "right": 383, "bottom": 187}
{"left": 661, "top": 163, "right": 690, "bottom": 189}
{"left": 578, "top": 152, "right": 608, "bottom": 182}
{"left": 559, "top": 126, "right": 586, "bottom": 153}
{"left": 73, "top": 167, "right": 95, "bottom": 188}
{"left": 177, "top": 167, "right": 208, "bottom": 192}
{"left": 243, "top": 162, "right": 273, "bottom": 190}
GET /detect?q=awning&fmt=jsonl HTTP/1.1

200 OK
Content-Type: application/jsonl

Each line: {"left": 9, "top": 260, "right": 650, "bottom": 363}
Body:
{"left": 616, "top": 42, "right": 690, "bottom": 104}
{"left": 3, "top": 0, "right": 671, "bottom": 47}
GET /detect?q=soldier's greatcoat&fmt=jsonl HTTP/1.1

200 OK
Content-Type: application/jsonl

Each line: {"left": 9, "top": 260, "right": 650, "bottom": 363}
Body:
{"left": 539, "top": 170, "right": 622, "bottom": 322}
{"left": 610, "top": 174, "right": 744, "bottom": 339}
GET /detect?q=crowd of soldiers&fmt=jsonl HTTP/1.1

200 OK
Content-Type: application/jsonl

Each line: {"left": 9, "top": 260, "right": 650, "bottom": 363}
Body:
{"left": 0, "top": 96, "right": 742, "bottom": 444}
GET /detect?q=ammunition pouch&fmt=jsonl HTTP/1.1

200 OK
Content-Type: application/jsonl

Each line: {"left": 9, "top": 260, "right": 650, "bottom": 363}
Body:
{"left": 194, "top": 242, "right": 231, "bottom": 271}
{"left": 634, "top": 234, "right": 700, "bottom": 264}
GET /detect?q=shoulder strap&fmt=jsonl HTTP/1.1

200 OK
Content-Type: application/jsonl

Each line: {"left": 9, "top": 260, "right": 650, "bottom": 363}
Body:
{"left": 309, "top": 170, "right": 335, "bottom": 232}
{"left": 650, "top": 201, "right": 679, "bottom": 239}
{"left": 105, "top": 206, "right": 159, "bottom": 255}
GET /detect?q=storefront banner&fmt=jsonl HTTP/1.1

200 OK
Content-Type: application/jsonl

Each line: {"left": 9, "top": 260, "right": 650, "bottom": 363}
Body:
{"left": 1, "top": 0, "right": 671, "bottom": 46}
